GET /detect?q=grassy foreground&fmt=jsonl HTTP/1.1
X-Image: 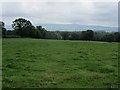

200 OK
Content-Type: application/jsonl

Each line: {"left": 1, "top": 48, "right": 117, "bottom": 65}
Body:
{"left": 2, "top": 38, "right": 118, "bottom": 88}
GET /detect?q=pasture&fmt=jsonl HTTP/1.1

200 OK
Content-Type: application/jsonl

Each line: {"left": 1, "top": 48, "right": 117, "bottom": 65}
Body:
{"left": 2, "top": 38, "right": 118, "bottom": 88}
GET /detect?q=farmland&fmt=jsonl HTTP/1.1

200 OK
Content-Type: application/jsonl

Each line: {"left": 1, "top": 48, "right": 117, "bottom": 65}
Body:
{"left": 2, "top": 38, "right": 118, "bottom": 88}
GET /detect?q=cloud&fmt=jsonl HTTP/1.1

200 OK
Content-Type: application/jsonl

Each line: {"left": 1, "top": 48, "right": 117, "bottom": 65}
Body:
{"left": 1, "top": 1, "right": 118, "bottom": 27}
{"left": 0, "top": 3, "right": 2, "bottom": 20}
{"left": 0, "top": 0, "right": 119, "bottom": 2}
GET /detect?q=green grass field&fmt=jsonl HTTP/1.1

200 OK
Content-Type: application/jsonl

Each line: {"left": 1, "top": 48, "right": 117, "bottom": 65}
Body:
{"left": 2, "top": 38, "right": 118, "bottom": 88}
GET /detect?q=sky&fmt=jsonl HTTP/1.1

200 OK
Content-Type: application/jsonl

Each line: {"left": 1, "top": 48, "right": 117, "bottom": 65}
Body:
{"left": 0, "top": 0, "right": 119, "bottom": 28}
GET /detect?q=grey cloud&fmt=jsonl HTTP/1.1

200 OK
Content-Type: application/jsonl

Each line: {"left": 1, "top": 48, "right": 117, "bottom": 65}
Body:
{"left": 1, "top": 2, "right": 118, "bottom": 27}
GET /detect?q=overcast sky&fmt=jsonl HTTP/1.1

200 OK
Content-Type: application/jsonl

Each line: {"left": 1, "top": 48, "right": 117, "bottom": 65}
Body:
{"left": 0, "top": 0, "right": 118, "bottom": 27}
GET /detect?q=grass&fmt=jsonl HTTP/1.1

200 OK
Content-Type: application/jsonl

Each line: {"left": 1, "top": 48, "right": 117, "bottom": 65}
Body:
{"left": 0, "top": 38, "right": 2, "bottom": 89}
{"left": 2, "top": 38, "right": 119, "bottom": 88}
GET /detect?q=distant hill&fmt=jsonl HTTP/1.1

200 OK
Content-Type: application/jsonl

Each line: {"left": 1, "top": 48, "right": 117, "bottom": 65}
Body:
{"left": 5, "top": 24, "right": 118, "bottom": 32}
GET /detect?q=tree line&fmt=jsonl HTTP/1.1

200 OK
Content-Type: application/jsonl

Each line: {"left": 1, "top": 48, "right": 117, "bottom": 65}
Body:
{"left": 1, "top": 18, "right": 120, "bottom": 42}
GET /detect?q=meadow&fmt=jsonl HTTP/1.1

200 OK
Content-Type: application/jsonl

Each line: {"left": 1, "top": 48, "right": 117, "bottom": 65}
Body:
{"left": 2, "top": 38, "right": 118, "bottom": 88}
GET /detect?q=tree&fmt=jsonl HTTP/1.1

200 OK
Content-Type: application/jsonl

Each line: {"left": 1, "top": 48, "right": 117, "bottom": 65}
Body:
{"left": 69, "top": 32, "right": 81, "bottom": 40}
{"left": 12, "top": 18, "right": 33, "bottom": 37}
{"left": 93, "top": 31, "right": 107, "bottom": 41}
{"left": 60, "top": 31, "right": 70, "bottom": 40}
{"left": 45, "top": 31, "right": 59, "bottom": 39}
{"left": 0, "top": 21, "right": 5, "bottom": 28}
{"left": 102, "top": 34, "right": 114, "bottom": 42}
{"left": 81, "top": 30, "right": 94, "bottom": 41}
{"left": 86, "top": 30, "right": 94, "bottom": 41}
{"left": 24, "top": 25, "right": 36, "bottom": 38}
{"left": 0, "top": 21, "right": 6, "bottom": 36}
{"left": 113, "top": 32, "right": 120, "bottom": 42}
{"left": 36, "top": 26, "right": 47, "bottom": 39}
{"left": 81, "top": 31, "right": 87, "bottom": 40}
